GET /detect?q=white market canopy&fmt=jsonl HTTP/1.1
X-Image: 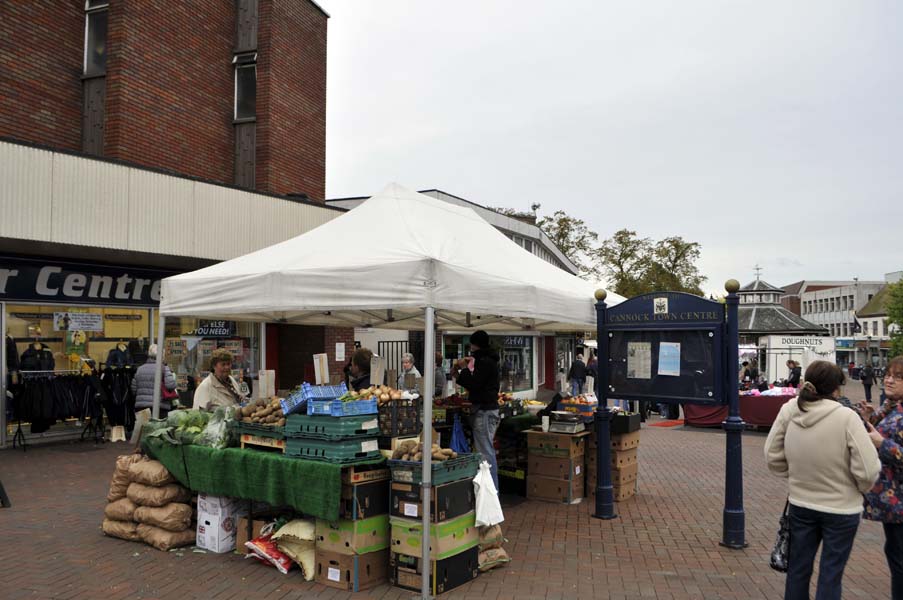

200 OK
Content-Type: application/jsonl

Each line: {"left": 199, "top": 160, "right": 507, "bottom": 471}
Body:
{"left": 158, "top": 183, "right": 623, "bottom": 330}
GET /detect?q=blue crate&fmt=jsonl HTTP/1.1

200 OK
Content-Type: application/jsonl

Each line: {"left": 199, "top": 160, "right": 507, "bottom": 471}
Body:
{"left": 301, "top": 382, "right": 348, "bottom": 400}
{"left": 280, "top": 392, "right": 308, "bottom": 417}
{"left": 307, "top": 397, "right": 378, "bottom": 417}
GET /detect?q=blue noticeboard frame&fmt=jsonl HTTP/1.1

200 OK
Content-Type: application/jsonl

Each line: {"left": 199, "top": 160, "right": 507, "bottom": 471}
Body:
{"left": 603, "top": 291, "right": 726, "bottom": 406}
{"left": 592, "top": 286, "right": 746, "bottom": 549}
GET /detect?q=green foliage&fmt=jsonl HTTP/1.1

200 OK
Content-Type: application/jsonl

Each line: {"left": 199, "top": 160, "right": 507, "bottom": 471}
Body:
{"left": 595, "top": 229, "right": 707, "bottom": 296}
{"left": 887, "top": 280, "right": 903, "bottom": 359}
{"left": 536, "top": 210, "right": 600, "bottom": 279}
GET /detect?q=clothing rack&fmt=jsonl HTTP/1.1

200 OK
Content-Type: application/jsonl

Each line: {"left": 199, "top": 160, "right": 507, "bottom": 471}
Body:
{"left": 11, "top": 369, "right": 93, "bottom": 451}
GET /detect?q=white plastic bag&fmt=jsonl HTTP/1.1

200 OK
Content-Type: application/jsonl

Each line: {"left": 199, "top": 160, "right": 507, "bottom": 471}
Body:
{"left": 473, "top": 460, "right": 504, "bottom": 527}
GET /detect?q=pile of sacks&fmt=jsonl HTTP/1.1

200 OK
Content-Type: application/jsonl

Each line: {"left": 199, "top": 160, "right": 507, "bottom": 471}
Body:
{"left": 245, "top": 519, "right": 316, "bottom": 579}
{"left": 478, "top": 524, "right": 510, "bottom": 572}
{"left": 103, "top": 454, "right": 196, "bottom": 551}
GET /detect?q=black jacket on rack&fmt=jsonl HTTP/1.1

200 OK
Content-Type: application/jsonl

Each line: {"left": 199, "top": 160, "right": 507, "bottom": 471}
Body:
{"left": 19, "top": 343, "right": 55, "bottom": 371}
{"left": 6, "top": 335, "right": 19, "bottom": 371}
{"left": 106, "top": 346, "right": 133, "bottom": 368}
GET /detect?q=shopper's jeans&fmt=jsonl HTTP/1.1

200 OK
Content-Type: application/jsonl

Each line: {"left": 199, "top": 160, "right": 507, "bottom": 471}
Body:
{"left": 570, "top": 380, "right": 584, "bottom": 397}
{"left": 785, "top": 504, "right": 860, "bottom": 600}
{"left": 470, "top": 409, "right": 500, "bottom": 491}
{"left": 884, "top": 523, "right": 903, "bottom": 600}
{"left": 864, "top": 384, "right": 873, "bottom": 402}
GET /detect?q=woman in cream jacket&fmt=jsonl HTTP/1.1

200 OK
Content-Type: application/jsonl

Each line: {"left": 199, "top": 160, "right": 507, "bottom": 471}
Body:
{"left": 765, "top": 360, "right": 880, "bottom": 600}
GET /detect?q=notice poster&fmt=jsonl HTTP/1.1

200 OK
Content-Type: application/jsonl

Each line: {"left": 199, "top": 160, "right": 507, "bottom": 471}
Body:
{"left": 658, "top": 342, "right": 681, "bottom": 376}
{"left": 626, "top": 342, "right": 652, "bottom": 379}
{"left": 220, "top": 340, "right": 243, "bottom": 359}
{"left": 65, "top": 330, "right": 88, "bottom": 355}
{"left": 336, "top": 342, "right": 345, "bottom": 363}
{"left": 54, "top": 311, "right": 103, "bottom": 332}
{"left": 165, "top": 337, "right": 186, "bottom": 358}
{"left": 313, "top": 353, "right": 329, "bottom": 385}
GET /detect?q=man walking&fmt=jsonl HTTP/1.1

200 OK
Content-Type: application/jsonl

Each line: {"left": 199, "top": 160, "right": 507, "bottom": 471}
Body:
{"left": 567, "top": 355, "right": 587, "bottom": 397}
{"left": 861, "top": 363, "right": 875, "bottom": 403}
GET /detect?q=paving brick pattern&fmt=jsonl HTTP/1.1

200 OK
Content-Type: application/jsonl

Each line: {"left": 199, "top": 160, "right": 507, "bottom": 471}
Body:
{"left": 0, "top": 381, "right": 890, "bottom": 599}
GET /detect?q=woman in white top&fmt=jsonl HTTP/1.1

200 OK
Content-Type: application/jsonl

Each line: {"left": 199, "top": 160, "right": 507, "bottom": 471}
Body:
{"left": 192, "top": 349, "right": 246, "bottom": 411}
{"left": 765, "top": 360, "right": 880, "bottom": 600}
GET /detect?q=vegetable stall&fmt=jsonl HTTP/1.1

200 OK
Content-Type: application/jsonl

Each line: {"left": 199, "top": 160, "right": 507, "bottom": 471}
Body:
{"left": 142, "top": 184, "right": 606, "bottom": 598}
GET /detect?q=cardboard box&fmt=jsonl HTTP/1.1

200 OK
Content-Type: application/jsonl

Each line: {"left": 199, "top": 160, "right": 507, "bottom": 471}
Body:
{"left": 235, "top": 517, "right": 269, "bottom": 555}
{"left": 526, "top": 431, "right": 588, "bottom": 459}
{"left": 391, "top": 477, "right": 475, "bottom": 523}
{"left": 526, "top": 475, "right": 584, "bottom": 504}
{"left": 612, "top": 448, "right": 637, "bottom": 468}
{"left": 340, "top": 479, "right": 390, "bottom": 520}
{"left": 378, "top": 435, "right": 420, "bottom": 451}
{"left": 390, "top": 546, "right": 480, "bottom": 595}
{"left": 527, "top": 455, "right": 583, "bottom": 481}
{"left": 315, "top": 515, "right": 390, "bottom": 555}
{"left": 197, "top": 493, "right": 244, "bottom": 517}
{"left": 197, "top": 509, "right": 247, "bottom": 553}
{"left": 587, "top": 462, "right": 638, "bottom": 487}
{"left": 587, "top": 481, "right": 636, "bottom": 502}
{"left": 341, "top": 464, "right": 390, "bottom": 485}
{"left": 315, "top": 548, "right": 388, "bottom": 592}
{"left": 611, "top": 412, "right": 641, "bottom": 434}
{"left": 610, "top": 431, "right": 641, "bottom": 451}
{"left": 389, "top": 511, "right": 479, "bottom": 560}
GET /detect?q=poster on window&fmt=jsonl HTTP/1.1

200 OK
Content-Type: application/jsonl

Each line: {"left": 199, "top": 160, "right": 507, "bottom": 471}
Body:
{"left": 65, "top": 330, "right": 88, "bottom": 356}
{"left": 658, "top": 342, "right": 682, "bottom": 377}
{"left": 627, "top": 342, "right": 652, "bottom": 379}
{"left": 54, "top": 311, "right": 103, "bottom": 332}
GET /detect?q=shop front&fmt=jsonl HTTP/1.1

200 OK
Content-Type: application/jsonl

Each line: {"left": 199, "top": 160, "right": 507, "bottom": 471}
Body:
{"left": 0, "top": 255, "right": 267, "bottom": 448}
{"left": 441, "top": 332, "right": 540, "bottom": 398}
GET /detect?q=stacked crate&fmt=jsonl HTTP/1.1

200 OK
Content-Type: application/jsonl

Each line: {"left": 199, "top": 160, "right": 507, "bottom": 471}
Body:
{"left": 387, "top": 454, "right": 481, "bottom": 595}
{"left": 284, "top": 413, "right": 381, "bottom": 463}
{"left": 586, "top": 414, "right": 640, "bottom": 502}
{"left": 314, "top": 465, "right": 391, "bottom": 592}
{"left": 524, "top": 431, "right": 589, "bottom": 503}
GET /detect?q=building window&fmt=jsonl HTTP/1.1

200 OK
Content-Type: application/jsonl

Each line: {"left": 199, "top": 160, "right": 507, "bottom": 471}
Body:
{"left": 233, "top": 54, "right": 257, "bottom": 120}
{"left": 84, "top": 1, "right": 109, "bottom": 76}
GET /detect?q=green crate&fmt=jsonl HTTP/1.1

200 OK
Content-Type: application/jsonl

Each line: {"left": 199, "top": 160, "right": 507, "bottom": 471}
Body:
{"left": 387, "top": 453, "right": 482, "bottom": 486}
{"left": 234, "top": 422, "right": 285, "bottom": 440}
{"left": 284, "top": 414, "right": 380, "bottom": 440}
{"left": 285, "top": 437, "right": 383, "bottom": 463}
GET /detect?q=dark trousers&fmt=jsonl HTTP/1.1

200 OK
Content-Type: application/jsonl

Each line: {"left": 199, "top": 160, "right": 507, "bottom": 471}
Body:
{"left": 785, "top": 504, "right": 860, "bottom": 600}
{"left": 864, "top": 384, "right": 873, "bottom": 402}
{"left": 884, "top": 523, "right": 903, "bottom": 600}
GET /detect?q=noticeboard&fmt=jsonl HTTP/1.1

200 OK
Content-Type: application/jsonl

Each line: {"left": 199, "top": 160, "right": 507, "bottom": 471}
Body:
{"left": 603, "top": 292, "right": 725, "bottom": 405}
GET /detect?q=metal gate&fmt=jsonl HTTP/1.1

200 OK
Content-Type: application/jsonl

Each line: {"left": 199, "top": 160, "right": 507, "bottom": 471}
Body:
{"left": 378, "top": 340, "right": 409, "bottom": 380}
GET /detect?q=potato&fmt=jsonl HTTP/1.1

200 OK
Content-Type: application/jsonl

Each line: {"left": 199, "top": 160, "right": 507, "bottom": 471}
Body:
{"left": 276, "top": 418, "right": 285, "bottom": 427}
{"left": 402, "top": 453, "right": 410, "bottom": 461}
{"left": 413, "top": 451, "right": 422, "bottom": 461}
{"left": 242, "top": 417, "right": 252, "bottom": 423}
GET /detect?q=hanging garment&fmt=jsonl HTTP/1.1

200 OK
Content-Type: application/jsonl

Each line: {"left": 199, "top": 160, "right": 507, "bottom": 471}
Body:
{"left": 106, "top": 347, "right": 134, "bottom": 368}
{"left": 19, "top": 344, "right": 55, "bottom": 371}
{"left": 101, "top": 367, "right": 136, "bottom": 428}
{"left": 6, "top": 335, "right": 19, "bottom": 371}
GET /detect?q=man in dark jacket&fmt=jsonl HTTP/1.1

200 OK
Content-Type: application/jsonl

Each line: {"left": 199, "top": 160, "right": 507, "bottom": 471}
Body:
{"left": 454, "top": 330, "right": 501, "bottom": 490}
{"left": 349, "top": 348, "right": 373, "bottom": 391}
{"left": 861, "top": 364, "right": 875, "bottom": 403}
{"left": 567, "top": 355, "right": 587, "bottom": 397}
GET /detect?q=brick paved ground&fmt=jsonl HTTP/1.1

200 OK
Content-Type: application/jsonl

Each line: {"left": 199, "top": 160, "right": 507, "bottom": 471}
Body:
{"left": 0, "top": 381, "right": 891, "bottom": 599}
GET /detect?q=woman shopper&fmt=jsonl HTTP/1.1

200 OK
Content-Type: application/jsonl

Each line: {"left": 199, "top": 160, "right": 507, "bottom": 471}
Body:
{"left": 131, "top": 344, "right": 177, "bottom": 418}
{"left": 861, "top": 356, "right": 903, "bottom": 600}
{"left": 397, "top": 352, "right": 422, "bottom": 390}
{"left": 765, "top": 360, "right": 880, "bottom": 600}
{"left": 453, "top": 330, "right": 501, "bottom": 490}
{"left": 192, "top": 349, "right": 247, "bottom": 410}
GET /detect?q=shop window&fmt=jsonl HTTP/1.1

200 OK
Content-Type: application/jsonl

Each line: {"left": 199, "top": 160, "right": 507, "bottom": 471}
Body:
{"left": 234, "top": 55, "right": 257, "bottom": 120}
{"left": 162, "top": 318, "right": 259, "bottom": 394}
{"left": 442, "top": 334, "right": 535, "bottom": 394}
{"left": 84, "top": 1, "right": 109, "bottom": 76}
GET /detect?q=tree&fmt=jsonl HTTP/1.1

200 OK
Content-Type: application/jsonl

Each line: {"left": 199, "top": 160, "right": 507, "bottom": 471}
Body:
{"left": 536, "top": 210, "right": 599, "bottom": 279}
{"left": 594, "top": 229, "right": 707, "bottom": 297}
{"left": 595, "top": 229, "right": 653, "bottom": 297}
{"left": 887, "top": 280, "right": 903, "bottom": 359}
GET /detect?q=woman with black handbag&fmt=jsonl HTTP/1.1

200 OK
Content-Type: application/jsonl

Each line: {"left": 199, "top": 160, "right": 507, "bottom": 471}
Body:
{"left": 765, "top": 360, "right": 880, "bottom": 600}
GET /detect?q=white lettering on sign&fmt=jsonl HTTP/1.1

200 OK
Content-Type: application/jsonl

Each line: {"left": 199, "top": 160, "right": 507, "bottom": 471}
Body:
{"left": 0, "top": 269, "right": 19, "bottom": 294}
{"left": 114, "top": 275, "right": 133, "bottom": 299}
{"left": 62, "top": 273, "right": 87, "bottom": 296}
{"left": 36, "top": 266, "right": 61, "bottom": 295}
{"left": 88, "top": 276, "right": 113, "bottom": 299}
{"left": 150, "top": 280, "right": 162, "bottom": 302}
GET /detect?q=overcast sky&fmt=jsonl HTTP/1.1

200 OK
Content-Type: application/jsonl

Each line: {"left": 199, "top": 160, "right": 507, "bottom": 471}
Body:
{"left": 320, "top": 1, "right": 902, "bottom": 295}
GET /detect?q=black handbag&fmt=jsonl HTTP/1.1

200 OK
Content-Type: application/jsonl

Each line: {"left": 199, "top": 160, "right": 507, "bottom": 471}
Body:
{"left": 769, "top": 500, "right": 790, "bottom": 573}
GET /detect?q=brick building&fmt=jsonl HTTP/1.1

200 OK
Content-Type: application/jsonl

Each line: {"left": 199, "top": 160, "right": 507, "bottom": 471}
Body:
{"left": 0, "top": 0, "right": 344, "bottom": 447}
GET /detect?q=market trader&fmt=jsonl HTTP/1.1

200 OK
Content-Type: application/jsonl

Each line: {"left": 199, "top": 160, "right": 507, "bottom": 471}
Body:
{"left": 349, "top": 348, "right": 374, "bottom": 391}
{"left": 453, "top": 330, "right": 501, "bottom": 490}
{"left": 193, "top": 349, "right": 247, "bottom": 410}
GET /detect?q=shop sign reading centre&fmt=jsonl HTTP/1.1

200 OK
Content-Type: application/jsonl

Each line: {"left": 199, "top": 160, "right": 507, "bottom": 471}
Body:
{"left": 0, "top": 256, "right": 176, "bottom": 306}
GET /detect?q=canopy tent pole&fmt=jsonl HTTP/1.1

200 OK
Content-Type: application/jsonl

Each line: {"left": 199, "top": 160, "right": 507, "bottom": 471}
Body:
{"left": 151, "top": 312, "right": 166, "bottom": 419}
{"left": 421, "top": 306, "right": 436, "bottom": 600}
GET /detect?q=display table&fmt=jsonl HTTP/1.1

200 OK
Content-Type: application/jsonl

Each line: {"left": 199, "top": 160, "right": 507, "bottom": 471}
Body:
{"left": 143, "top": 439, "right": 384, "bottom": 521}
{"left": 682, "top": 394, "right": 795, "bottom": 428}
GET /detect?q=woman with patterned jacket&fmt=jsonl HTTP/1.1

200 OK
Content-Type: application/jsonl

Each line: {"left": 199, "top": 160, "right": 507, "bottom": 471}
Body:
{"left": 861, "top": 356, "right": 903, "bottom": 600}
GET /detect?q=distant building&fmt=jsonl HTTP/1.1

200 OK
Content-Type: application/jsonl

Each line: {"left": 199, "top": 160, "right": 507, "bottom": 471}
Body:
{"left": 737, "top": 279, "right": 827, "bottom": 344}
{"left": 854, "top": 271, "right": 903, "bottom": 366}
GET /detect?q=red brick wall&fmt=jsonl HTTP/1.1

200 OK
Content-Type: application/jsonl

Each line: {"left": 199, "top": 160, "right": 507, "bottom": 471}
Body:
{"left": 257, "top": 0, "right": 327, "bottom": 199}
{"left": 325, "top": 326, "right": 355, "bottom": 382}
{"left": 0, "top": 1, "right": 83, "bottom": 150}
{"left": 104, "top": 0, "right": 234, "bottom": 182}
